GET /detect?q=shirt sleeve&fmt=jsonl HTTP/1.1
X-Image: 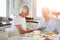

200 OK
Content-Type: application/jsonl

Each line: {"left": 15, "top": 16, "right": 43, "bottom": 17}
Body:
{"left": 13, "top": 16, "right": 22, "bottom": 26}
{"left": 13, "top": 16, "right": 27, "bottom": 30}
{"left": 55, "top": 24, "right": 60, "bottom": 32}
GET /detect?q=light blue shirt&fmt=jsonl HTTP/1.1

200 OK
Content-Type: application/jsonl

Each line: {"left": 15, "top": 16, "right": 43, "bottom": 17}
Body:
{"left": 38, "top": 17, "right": 60, "bottom": 32}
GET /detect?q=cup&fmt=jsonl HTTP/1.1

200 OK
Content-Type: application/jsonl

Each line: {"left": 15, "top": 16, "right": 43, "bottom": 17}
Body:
{"left": 32, "top": 30, "right": 41, "bottom": 37}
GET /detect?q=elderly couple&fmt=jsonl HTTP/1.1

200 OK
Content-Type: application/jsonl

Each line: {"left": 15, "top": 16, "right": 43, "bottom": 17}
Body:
{"left": 12, "top": 5, "right": 60, "bottom": 35}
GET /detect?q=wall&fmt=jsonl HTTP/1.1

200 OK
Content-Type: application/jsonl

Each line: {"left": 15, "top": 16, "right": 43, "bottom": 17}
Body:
{"left": 21, "top": 0, "right": 33, "bottom": 17}
{"left": 8, "top": 0, "right": 36, "bottom": 18}
{"left": 9, "top": 0, "right": 22, "bottom": 16}
{"left": 31, "top": 0, "right": 36, "bottom": 18}
{"left": 6, "top": 0, "right": 9, "bottom": 18}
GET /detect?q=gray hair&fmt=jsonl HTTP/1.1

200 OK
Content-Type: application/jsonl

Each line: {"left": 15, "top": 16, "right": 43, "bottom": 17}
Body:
{"left": 20, "top": 5, "right": 29, "bottom": 13}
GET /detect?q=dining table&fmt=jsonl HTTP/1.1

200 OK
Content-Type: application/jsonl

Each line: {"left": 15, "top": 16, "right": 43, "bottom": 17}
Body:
{"left": 8, "top": 31, "right": 60, "bottom": 40}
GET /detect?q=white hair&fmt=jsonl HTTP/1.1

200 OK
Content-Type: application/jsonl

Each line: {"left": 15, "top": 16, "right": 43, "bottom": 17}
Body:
{"left": 19, "top": 4, "right": 29, "bottom": 14}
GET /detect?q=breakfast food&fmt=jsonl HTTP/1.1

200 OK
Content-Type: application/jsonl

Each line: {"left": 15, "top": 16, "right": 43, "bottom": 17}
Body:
{"left": 25, "top": 33, "right": 30, "bottom": 37}
{"left": 44, "top": 37, "right": 50, "bottom": 40}
{"left": 32, "top": 30, "right": 41, "bottom": 37}
{"left": 47, "top": 31, "right": 53, "bottom": 36}
{"left": 41, "top": 33, "right": 46, "bottom": 37}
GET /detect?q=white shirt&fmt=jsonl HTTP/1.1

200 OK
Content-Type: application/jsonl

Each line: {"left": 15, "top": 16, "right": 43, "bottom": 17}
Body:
{"left": 13, "top": 15, "right": 27, "bottom": 30}
{"left": 38, "top": 17, "right": 59, "bottom": 32}
{"left": 11, "top": 14, "right": 27, "bottom": 35}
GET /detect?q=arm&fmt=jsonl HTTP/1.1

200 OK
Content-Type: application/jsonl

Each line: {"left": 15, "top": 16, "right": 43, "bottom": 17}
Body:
{"left": 27, "top": 26, "right": 46, "bottom": 31}
{"left": 52, "top": 11, "right": 60, "bottom": 18}
{"left": 16, "top": 25, "right": 33, "bottom": 34}
{"left": 36, "top": 27, "right": 46, "bottom": 31}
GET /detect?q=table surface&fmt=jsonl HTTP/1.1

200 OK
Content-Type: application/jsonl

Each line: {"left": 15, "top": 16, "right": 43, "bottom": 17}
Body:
{"left": 4, "top": 28, "right": 60, "bottom": 40}
{"left": 8, "top": 34, "right": 60, "bottom": 40}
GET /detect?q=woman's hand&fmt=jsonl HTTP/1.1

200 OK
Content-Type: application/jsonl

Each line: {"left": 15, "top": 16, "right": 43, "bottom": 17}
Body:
{"left": 27, "top": 27, "right": 33, "bottom": 30}
{"left": 37, "top": 27, "right": 46, "bottom": 31}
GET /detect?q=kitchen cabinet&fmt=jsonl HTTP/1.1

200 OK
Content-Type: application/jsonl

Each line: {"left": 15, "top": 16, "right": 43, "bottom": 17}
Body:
{"left": 0, "top": 32, "right": 9, "bottom": 40}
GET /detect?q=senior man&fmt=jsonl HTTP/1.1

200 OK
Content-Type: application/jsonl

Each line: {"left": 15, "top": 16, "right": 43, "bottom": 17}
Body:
{"left": 38, "top": 7, "right": 59, "bottom": 34}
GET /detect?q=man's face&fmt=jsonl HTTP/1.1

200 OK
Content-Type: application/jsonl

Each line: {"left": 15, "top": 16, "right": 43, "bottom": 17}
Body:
{"left": 42, "top": 8, "right": 50, "bottom": 19}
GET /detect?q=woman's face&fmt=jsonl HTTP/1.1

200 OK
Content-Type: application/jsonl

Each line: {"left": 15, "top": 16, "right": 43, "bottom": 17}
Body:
{"left": 23, "top": 8, "right": 29, "bottom": 17}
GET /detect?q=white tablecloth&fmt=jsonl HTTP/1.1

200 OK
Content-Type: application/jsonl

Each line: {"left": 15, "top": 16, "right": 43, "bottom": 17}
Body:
{"left": 8, "top": 35, "right": 60, "bottom": 40}
{"left": 5, "top": 28, "right": 60, "bottom": 40}
{"left": 8, "top": 36, "right": 43, "bottom": 40}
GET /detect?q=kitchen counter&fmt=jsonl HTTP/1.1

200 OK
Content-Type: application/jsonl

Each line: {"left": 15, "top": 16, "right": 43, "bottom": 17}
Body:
{"left": 0, "top": 23, "right": 11, "bottom": 27}
{"left": 0, "top": 20, "right": 38, "bottom": 27}
{"left": 26, "top": 20, "right": 38, "bottom": 23}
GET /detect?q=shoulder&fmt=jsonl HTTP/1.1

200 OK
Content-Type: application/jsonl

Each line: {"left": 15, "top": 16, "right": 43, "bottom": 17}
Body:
{"left": 49, "top": 17, "right": 58, "bottom": 24}
{"left": 50, "top": 17, "right": 57, "bottom": 21}
{"left": 14, "top": 15, "right": 22, "bottom": 20}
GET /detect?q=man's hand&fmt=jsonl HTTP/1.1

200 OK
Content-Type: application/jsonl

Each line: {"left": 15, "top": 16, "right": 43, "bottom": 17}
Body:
{"left": 55, "top": 31, "right": 59, "bottom": 34}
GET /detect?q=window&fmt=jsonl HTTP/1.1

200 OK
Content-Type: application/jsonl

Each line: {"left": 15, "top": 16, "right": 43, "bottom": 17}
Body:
{"left": 9, "top": 0, "right": 14, "bottom": 18}
{"left": 36, "top": 0, "right": 60, "bottom": 17}
{"left": 0, "top": 0, "right": 6, "bottom": 17}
